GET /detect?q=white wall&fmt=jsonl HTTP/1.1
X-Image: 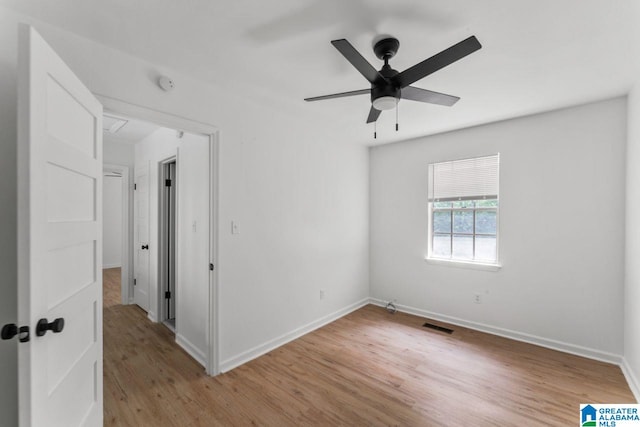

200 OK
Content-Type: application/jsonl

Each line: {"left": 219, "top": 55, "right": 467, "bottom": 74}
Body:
{"left": 176, "top": 133, "right": 210, "bottom": 364}
{"left": 0, "top": 6, "right": 362, "bottom": 419}
{"left": 370, "top": 98, "right": 627, "bottom": 360}
{"left": 104, "top": 140, "right": 134, "bottom": 168}
{"left": 103, "top": 175, "right": 123, "bottom": 268}
{"left": 625, "top": 86, "right": 640, "bottom": 397}
{"left": 1, "top": 5, "right": 368, "bottom": 363}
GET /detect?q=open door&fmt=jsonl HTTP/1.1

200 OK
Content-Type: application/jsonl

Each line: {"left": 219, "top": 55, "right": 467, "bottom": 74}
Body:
{"left": 160, "top": 160, "right": 177, "bottom": 327}
{"left": 133, "top": 162, "right": 150, "bottom": 311}
{"left": 17, "top": 25, "right": 103, "bottom": 426}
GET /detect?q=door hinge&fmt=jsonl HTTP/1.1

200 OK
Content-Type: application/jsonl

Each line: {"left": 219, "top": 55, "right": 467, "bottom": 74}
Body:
{"left": 134, "top": 278, "right": 137, "bottom": 286}
{"left": 165, "top": 179, "right": 172, "bottom": 187}
{"left": 134, "top": 183, "right": 137, "bottom": 190}
{"left": 209, "top": 263, "right": 214, "bottom": 271}
{"left": 165, "top": 291, "right": 171, "bottom": 299}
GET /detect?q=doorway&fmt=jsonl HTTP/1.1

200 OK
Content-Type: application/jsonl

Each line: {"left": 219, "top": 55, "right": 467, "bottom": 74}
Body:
{"left": 98, "top": 97, "right": 220, "bottom": 375}
{"left": 103, "top": 169, "right": 123, "bottom": 271}
{"left": 15, "top": 26, "right": 220, "bottom": 426}
{"left": 103, "top": 163, "right": 131, "bottom": 305}
{"left": 160, "top": 159, "right": 177, "bottom": 331}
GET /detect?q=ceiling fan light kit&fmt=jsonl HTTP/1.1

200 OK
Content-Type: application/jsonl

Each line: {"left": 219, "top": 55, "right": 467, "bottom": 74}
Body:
{"left": 305, "top": 35, "right": 482, "bottom": 138}
{"left": 372, "top": 96, "right": 397, "bottom": 111}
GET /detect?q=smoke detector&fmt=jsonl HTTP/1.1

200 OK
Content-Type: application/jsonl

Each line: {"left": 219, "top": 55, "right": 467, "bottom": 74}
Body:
{"left": 158, "top": 76, "right": 175, "bottom": 92}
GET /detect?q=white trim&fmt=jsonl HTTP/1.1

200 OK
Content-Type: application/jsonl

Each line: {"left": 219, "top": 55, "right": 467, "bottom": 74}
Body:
{"left": 425, "top": 257, "right": 501, "bottom": 271}
{"left": 369, "top": 298, "right": 622, "bottom": 365}
{"left": 220, "top": 298, "right": 370, "bottom": 373}
{"left": 157, "top": 156, "right": 177, "bottom": 326}
{"left": 102, "top": 263, "right": 121, "bottom": 269}
{"left": 176, "top": 333, "right": 207, "bottom": 367}
{"left": 621, "top": 358, "right": 640, "bottom": 402}
{"left": 208, "top": 132, "right": 220, "bottom": 375}
{"left": 96, "top": 94, "right": 220, "bottom": 376}
{"left": 95, "top": 94, "right": 217, "bottom": 136}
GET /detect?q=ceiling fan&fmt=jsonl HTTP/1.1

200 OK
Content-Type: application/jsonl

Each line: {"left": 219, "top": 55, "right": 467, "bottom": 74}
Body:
{"left": 305, "top": 35, "right": 482, "bottom": 129}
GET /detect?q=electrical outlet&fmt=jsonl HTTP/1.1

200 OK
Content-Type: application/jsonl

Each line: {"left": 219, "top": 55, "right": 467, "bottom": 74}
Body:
{"left": 474, "top": 293, "right": 481, "bottom": 304}
{"left": 320, "top": 289, "right": 325, "bottom": 300}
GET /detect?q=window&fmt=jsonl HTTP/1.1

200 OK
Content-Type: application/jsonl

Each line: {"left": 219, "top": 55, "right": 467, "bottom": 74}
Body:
{"left": 428, "top": 154, "right": 499, "bottom": 264}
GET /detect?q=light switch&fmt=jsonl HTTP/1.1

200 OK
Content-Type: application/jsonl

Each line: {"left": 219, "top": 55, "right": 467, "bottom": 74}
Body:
{"left": 231, "top": 221, "right": 239, "bottom": 235}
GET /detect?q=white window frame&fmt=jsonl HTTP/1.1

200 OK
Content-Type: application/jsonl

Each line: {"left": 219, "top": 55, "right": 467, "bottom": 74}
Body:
{"left": 426, "top": 155, "right": 501, "bottom": 270}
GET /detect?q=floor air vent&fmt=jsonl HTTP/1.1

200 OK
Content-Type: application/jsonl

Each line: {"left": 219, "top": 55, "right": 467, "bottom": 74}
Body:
{"left": 422, "top": 322, "right": 454, "bottom": 334}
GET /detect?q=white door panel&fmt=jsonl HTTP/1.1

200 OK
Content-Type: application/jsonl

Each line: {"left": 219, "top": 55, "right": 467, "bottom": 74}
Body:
{"left": 133, "top": 162, "right": 150, "bottom": 311}
{"left": 17, "top": 25, "right": 103, "bottom": 426}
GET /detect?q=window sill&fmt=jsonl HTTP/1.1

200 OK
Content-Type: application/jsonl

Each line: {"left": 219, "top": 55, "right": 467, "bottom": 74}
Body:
{"left": 425, "top": 257, "right": 502, "bottom": 271}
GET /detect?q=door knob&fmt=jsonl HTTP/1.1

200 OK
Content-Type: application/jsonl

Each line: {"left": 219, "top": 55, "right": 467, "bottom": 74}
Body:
{"left": 141, "top": 244, "right": 149, "bottom": 250}
{"left": 1, "top": 324, "right": 17, "bottom": 340}
{"left": 1, "top": 323, "right": 30, "bottom": 342}
{"left": 36, "top": 318, "right": 64, "bottom": 337}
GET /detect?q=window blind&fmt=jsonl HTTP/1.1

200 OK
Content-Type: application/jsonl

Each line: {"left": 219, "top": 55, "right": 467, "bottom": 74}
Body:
{"left": 428, "top": 154, "right": 499, "bottom": 202}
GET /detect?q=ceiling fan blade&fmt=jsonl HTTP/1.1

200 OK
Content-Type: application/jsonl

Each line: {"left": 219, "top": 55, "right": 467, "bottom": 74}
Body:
{"left": 392, "top": 36, "right": 482, "bottom": 88}
{"left": 367, "top": 106, "right": 381, "bottom": 123}
{"left": 304, "top": 89, "right": 370, "bottom": 102}
{"left": 331, "top": 39, "right": 385, "bottom": 84}
{"left": 401, "top": 86, "right": 460, "bottom": 106}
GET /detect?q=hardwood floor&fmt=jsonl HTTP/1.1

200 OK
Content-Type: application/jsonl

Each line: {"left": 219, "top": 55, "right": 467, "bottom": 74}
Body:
{"left": 102, "top": 268, "right": 635, "bottom": 426}
{"left": 103, "top": 267, "right": 122, "bottom": 308}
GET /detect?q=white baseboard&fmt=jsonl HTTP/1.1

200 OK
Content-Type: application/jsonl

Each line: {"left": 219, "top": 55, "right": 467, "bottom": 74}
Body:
{"left": 176, "top": 333, "right": 207, "bottom": 367}
{"left": 220, "top": 298, "right": 370, "bottom": 373}
{"left": 369, "top": 298, "right": 622, "bottom": 365}
{"left": 621, "top": 358, "right": 640, "bottom": 402}
{"left": 147, "top": 311, "right": 156, "bottom": 323}
{"left": 102, "top": 263, "right": 121, "bottom": 269}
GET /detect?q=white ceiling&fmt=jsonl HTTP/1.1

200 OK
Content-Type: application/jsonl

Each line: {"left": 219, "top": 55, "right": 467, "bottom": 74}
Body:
{"left": 4, "top": 0, "right": 639, "bottom": 145}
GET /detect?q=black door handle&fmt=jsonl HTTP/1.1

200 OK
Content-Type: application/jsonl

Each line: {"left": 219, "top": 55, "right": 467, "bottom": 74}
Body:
{"left": 36, "top": 318, "right": 64, "bottom": 337}
{"left": 1, "top": 323, "right": 30, "bottom": 342}
{"left": 141, "top": 244, "right": 149, "bottom": 250}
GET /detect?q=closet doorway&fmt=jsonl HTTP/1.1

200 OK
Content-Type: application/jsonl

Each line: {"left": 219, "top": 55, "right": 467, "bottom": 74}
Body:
{"left": 160, "top": 159, "right": 177, "bottom": 331}
{"left": 103, "top": 163, "right": 131, "bottom": 305}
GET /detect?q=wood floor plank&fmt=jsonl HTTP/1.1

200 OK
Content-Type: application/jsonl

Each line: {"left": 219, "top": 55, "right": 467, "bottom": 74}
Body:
{"left": 102, "top": 268, "right": 635, "bottom": 426}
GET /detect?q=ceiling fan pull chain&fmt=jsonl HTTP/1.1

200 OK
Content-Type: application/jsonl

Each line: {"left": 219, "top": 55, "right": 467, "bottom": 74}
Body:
{"left": 396, "top": 100, "right": 399, "bottom": 132}
{"left": 374, "top": 120, "right": 377, "bottom": 139}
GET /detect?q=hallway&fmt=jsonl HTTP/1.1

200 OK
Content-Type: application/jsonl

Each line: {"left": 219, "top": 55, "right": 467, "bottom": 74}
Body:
{"left": 103, "top": 268, "right": 210, "bottom": 425}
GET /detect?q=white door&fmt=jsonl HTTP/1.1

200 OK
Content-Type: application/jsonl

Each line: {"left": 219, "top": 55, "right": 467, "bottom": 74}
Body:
{"left": 17, "top": 25, "right": 103, "bottom": 426}
{"left": 133, "top": 162, "right": 150, "bottom": 311}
